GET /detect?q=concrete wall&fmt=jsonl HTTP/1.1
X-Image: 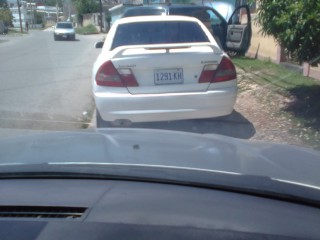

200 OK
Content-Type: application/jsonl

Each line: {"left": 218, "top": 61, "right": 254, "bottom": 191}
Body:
{"left": 244, "top": 13, "right": 320, "bottom": 81}
{"left": 82, "top": 13, "right": 106, "bottom": 32}
{"left": 304, "top": 64, "right": 320, "bottom": 81}
{"left": 246, "top": 14, "right": 280, "bottom": 62}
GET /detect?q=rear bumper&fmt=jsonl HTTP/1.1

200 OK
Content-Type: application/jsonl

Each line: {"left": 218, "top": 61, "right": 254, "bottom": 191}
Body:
{"left": 94, "top": 87, "right": 237, "bottom": 123}
{"left": 54, "top": 33, "right": 75, "bottom": 39}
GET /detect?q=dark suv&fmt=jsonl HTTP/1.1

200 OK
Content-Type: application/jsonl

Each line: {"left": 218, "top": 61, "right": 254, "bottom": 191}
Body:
{"left": 122, "top": 4, "right": 251, "bottom": 55}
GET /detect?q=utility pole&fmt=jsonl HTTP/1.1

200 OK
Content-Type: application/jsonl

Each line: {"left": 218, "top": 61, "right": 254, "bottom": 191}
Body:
{"left": 99, "top": 0, "right": 103, "bottom": 32}
{"left": 56, "top": 2, "right": 59, "bottom": 22}
{"left": 16, "top": 0, "right": 23, "bottom": 33}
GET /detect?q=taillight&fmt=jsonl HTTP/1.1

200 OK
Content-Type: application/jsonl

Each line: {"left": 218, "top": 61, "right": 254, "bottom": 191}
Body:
{"left": 198, "top": 64, "right": 216, "bottom": 83}
{"left": 198, "top": 56, "right": 236, "bottom": 84}
{"left": 117, "top": 69, "right": 138, "bottom": 87}
{"left": 213, "top": 56, "right": 236, "bottom": 83}
{"left": 95, "top": 61, "right": 138, "bottom": 87}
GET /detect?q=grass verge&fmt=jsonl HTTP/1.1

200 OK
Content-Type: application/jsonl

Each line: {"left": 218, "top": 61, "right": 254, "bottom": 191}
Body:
{"left": 75, "top": 24, "right": 99, "bottom": 35}
{"left": 233, "top": 56, "right": 320, "bottom": 149}
{"left": 7, "top": 28, "right": 28, "bottom": 35}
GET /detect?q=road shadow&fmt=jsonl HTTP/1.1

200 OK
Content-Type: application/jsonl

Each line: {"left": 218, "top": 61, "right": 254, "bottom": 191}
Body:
{"left": 284, "top": 85, "right": 320, "bottom": 130}
{"left": 130, "top": 110, "right": 256, "bottom": 139}
{"left": 55, "top": 39, "right": 80, "bottom": 42}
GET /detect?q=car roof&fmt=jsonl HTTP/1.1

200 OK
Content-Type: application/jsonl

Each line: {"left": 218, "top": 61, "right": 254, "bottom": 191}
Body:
{"left": 116, "top": 15, "right": 203, "bottom": 24}
{"left": 166, "top": 4, "right": 212, "bottom": 9}
{"left": 126, "top": 4, "right": 212, "bottom": 10}
{"left": 121, "top": 4, "right": 226, "bottom": 23}
{"left": 127, "top": 5, "right": 167, "bottom": 9}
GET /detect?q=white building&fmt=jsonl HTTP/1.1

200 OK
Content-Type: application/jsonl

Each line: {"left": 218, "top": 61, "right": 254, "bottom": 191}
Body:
{"left": 10, "top": 1, "right": 62, "bottom": 29}
{"left": 36, "top": 5, "right": 63, "bottom": 21}
{"left": 10, "top": 1, "right": 35, "bottom": 28}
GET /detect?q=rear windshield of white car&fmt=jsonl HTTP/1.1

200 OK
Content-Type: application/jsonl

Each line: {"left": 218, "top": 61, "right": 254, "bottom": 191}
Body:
{"left": 111, "top": 21, "right": 210, "bottom": 50}
{"left": 56, "top": 23, "right": 73, "bottom": 29}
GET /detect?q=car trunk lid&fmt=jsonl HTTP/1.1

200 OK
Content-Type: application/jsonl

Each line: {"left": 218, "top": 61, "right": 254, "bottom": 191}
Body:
{"left": 111, "top": 44, "right": 223, "bottom": 94}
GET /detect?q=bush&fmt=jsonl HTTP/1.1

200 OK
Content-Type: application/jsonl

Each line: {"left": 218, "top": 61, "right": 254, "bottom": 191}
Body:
{"left": 0, "top": 8, "right": 13, "bottom": 27}
{"left": 75, "top": 24, "right": 98, "bottom": 34}
{"left": 254, "top": 0, "right": 320, "bottom": 65}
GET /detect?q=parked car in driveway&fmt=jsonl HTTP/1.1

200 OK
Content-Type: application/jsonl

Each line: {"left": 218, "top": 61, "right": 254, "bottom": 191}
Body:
{"left": 121, "top": 4, "right": 251, "bottom": 54}
{"left": 93, "top": 16, "right": 237, "bottom": 127}
{"left": 53, "top": 22, "right": 76, "bottom": 41}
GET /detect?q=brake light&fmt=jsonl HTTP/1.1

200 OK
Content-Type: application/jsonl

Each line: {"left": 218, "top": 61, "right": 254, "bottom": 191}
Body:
{"left": 95, "top": 61, "right": 138, "bottom": 87}
{"left": 198, "top": 56, "right": 236, "bottom": 84}
{"left": 212, "top": 56, "right": 237, "bottom": 83}
{"left": 117, "top": 69, "right": 138, "bottom": 87}
{"left": 199, "top": 64, "right": 216, "bottom": 83}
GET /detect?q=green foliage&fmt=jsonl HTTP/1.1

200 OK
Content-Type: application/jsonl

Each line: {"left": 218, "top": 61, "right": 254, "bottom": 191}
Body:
{"left": 0, "top": 0, "right": 12, "bottom": 27}
{"left": 171, "top": 0, "right": 193, "bottom": 3}
{"left": 0, "top": 0, "right": 8, "bottom": 8}
{"left": 254, "top": 0, "right": 320, "bottom": 65}
{"left": 34, "top": 11, "right": 44, "bottom": 24}
{"left": 44, "top": 0, "right": 63, "bottom": 6}
{"left": 72, "top": 0, "right": 99, "bottom": 15}
{"left": 0, "top": 8, "right": 13, "bottom": 27}
{"left": 76, "top": 13, "right": 83, "bottom": 25}
{"left": 75, "top": 24, "right": 98, "bottom": 34}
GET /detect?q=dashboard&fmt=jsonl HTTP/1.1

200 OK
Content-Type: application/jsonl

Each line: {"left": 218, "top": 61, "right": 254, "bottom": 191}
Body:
{"left": 0, "top": 179, "right": 319, "bottom": 239}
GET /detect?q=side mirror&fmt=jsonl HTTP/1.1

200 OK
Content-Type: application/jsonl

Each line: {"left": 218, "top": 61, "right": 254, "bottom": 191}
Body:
{"left": 95, "top": 41, "right": 104, "bottom": 48}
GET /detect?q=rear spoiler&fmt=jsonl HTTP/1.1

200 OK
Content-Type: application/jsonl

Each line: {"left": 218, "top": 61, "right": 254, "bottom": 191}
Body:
{"left": 110, "top": 43, "right": 223, "bottom": 59}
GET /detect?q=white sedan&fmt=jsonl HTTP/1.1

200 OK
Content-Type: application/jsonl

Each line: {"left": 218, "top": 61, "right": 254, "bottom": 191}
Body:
{"left": 92, "top": 16, "right": 237, "bottom": 127}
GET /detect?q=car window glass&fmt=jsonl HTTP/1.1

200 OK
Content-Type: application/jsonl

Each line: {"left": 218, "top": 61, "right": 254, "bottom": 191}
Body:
{"left": 229, "top": 8, "right": 243, "bottom": 24}
{"left": 206, "top": 10, "right": 223, "bottom": 25}
{"left": 111, "top": 21, "right": 210, "bottom": 49}
{"left": 123, "top": 8, "right": 166, "bottom": 17}
{"left": 56, "top": 23, "right": 73, "bottom": 29}
{"left": 169, "top": 8, "right": 220, "bottom": 34}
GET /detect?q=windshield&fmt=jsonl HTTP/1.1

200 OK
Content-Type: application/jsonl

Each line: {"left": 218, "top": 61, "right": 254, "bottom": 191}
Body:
{"left": 56, "top": 22, "right": 73, "bottom": 29}
{"left": 111, "top": 21, "right": 210, "bottom": 49}
{"left": 0, "top": 1, "right": 320, "bottom": 199}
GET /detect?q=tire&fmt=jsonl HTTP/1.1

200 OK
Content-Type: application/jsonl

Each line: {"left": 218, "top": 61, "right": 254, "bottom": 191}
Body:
{"left": 96, "top": 110, "right": 112, "bottom": 128}
{"left": 54, "top": 35, "right": 58, "bottom": 41}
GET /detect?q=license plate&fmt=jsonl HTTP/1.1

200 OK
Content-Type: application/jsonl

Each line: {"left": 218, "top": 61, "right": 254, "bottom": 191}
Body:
{"left": 154, "top": 68, "right": 184, "bottom": 85}
{"left": 62, "top": 34, "right": 67, "bottom": 38}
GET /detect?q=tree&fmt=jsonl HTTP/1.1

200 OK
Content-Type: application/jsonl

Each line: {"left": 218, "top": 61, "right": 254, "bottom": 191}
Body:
{"left": 72, "top": 0, "right": 99, "bottom": 25}
{"left": 0, "top": 0, "right": 13, "bottom": 27}
{"left": 44, "top": 0, "right": 63, "bottom": 7}
{"left": 254, "top": 0, "right": 320, "bottom": 65}
{"left": 72, "top": 0, "right": 99, "bottom": 15}
{"left": 34, "top": 11, "right": 45, "bottom": 24}
{"left": 0, "top": 0, "right": 8, "bottom": 8}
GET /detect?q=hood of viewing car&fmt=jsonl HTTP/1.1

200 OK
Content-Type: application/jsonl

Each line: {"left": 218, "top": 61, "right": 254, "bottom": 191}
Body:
{"left": 0, "top": 128, "right": 319, "bottom": 188}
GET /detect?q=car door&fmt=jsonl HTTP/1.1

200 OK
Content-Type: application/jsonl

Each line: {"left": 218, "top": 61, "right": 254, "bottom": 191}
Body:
{"left": 200, "top": 7, "right": 228, "bottom": 51}
{"left": 225, "top": 4, "right": 251, "bottom": 55}
{"left": 169, "top": 6, "right": 228, "bottom": 51}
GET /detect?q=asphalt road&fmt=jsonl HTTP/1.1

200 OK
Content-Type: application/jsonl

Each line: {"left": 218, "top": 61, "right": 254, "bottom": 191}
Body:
{"left": 0, "top": 29, "right": 255, "bottom": 140}
{"left": 0, "top": 29, "right": 102, "bottom": 137}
